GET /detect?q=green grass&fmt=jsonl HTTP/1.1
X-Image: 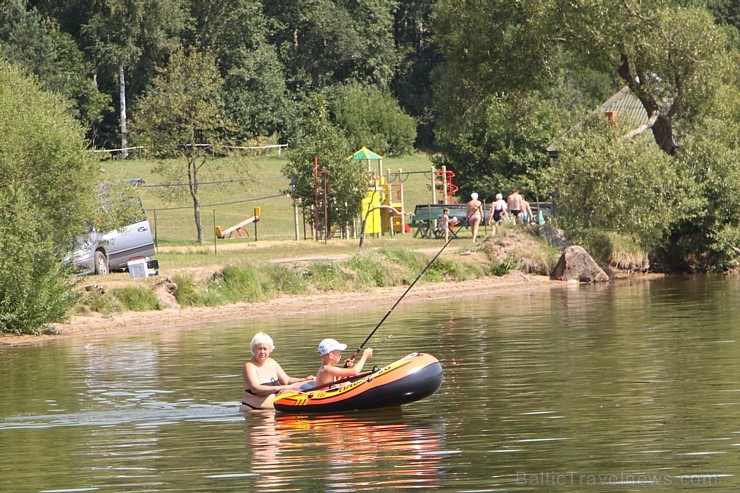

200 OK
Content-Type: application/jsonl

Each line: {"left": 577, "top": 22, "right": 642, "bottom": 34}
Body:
{"left": 74, "top": 285, "right": 161, "bottom": 313}
{"left": 259, "top": 264, "right": 310, "bottom": 295}
{"left": 302, "top": 262, "right": 354, "bottom": 292}
{"left": 75, "top": 288, "right": 119, "bottom": 315}
{"left": 159, "top": 245, "right": 486, "bottom": 310}
{"left": 171, "top": 273, "right": 203, "bottom": 307}
{"left": 99, "top": 151, "right": 436, "bottom": 246}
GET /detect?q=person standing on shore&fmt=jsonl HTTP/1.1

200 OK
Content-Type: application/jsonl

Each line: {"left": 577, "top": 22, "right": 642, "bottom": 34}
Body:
{"left": 521, "top": 197, "right": 533, "bottom": 225}
{"left": 490, "top": 193, "right": 508, "bottom": 236}
{"left": 507, "top": 188, "right": 524, "bottom": 225}
{"left": 466, "top": 193, "right": 483, "bottom": 242}
{"left": 241, "top": 332, "right": 315, "bottom": 411}
{"left": 440, "top": 207, "right": 452, "bottom": 242}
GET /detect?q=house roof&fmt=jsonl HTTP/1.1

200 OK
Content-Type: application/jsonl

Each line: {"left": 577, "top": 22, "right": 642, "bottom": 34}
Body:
{"left": 600, "top": 86, "right": 649, "bottom": 127}
{"left": 547, "top": 86, "right": 649, "bottom": 154}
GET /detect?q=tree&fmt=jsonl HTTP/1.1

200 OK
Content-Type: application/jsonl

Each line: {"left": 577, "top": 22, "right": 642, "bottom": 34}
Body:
{"left": 328, "top": 82, "right": 417, "bottom": 156}
{"left": 82, "top": 0, "right": 185, "bottom": 152}
{"left": 657, "top": 82, "right": 740, "bottom": 271}
{"left": 0, "top": 0, "right": 110, "bottom": 129}
{"left": 186, "top": 0, "right": 292, "bottom": 139}
{"left": 432, "top": 0, "right": 557, "bottom": 129}
{"left": 432, "top": 1, "right": 731, "bottom": 165}
{"left": 264, "top": 0, "right": 399, "bottom": 92}
{"left": 130, "top": 48, "right": 244, "bottom": 244}
{"left": 435, "top": 91, "right": 564, "bottom": 201}
{"left": 555, "top": 1, "right": 729, "bottom": 155}
{"left": 0, "top": 61, "right": 101, "bottom": 334}
{"left": 542, "top": 115, "right": 694, "bottom": 250}
{"left": 431, "top": 0, "right": 570, "bottom": 200}
{"left": 283, "top": 94, "right": 367, "bottom": 234}
{"left": 392, "top": 0, "right": 439, "bottom": 148}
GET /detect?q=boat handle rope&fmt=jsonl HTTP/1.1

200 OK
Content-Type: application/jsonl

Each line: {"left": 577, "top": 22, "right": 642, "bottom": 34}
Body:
{"left": 345, "top": 203, "right": 483, "bottom": 366}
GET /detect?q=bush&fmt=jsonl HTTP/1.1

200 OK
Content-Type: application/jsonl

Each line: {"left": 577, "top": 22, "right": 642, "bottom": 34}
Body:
{"left": 0, "top": 61, "right": 101, "bottom": 334}
{"left": 543, "top": 115, "right": 691, "bottom": 251}
{"left": 581, "top": 230, "right": 649, "bottom": 271}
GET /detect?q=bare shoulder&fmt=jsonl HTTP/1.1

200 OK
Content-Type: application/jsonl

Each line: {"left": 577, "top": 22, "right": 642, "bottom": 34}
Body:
{"left": 264, "top": 357, "right": 281, "bottom": 370}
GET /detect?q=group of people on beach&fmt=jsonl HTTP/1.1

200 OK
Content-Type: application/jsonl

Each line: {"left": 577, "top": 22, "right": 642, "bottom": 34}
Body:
{"left": 439, "top": 187, "right": 538, "bottom": 243}
{"left": 241, "top": 332, "right": 373, "bottom": 411}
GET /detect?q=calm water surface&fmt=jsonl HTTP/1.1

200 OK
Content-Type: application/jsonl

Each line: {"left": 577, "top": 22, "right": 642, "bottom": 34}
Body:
{"left": 1, "top": 275, "right": 738, "bottom": 492}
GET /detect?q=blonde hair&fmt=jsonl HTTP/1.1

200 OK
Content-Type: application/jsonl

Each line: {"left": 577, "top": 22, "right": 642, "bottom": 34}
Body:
{"left": 250, "top": 332, "right": 274, "bottom": 355}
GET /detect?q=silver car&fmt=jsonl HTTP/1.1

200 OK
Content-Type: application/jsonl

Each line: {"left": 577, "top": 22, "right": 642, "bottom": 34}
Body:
{"left": 72, "top": 215, "right": 156, "bottom": 275}
{"left": 72, "top": 179, "right": 156, "bottom": 275}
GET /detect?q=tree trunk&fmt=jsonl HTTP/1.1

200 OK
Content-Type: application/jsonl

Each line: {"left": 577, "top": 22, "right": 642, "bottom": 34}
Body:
{"left": 651, "top": 115, "right": 677, "bottom": 155}
{"left": 119, "top": 65, "right": 128, "bottom": 158}
{"left": 188, "top": 155, "right": 203, "bottom": 244}
{"left": 617, "top": 54, "right": 679, "bottom": 155}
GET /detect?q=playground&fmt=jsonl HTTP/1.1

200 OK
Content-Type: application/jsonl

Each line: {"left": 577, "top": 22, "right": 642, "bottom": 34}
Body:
{"left": 131, "top": 150, "right": 477, "bottom": 248}
{"left": 308, "top": 146, "right": 479, "bottom": 242}
{"left": 101, "top": 149, "right": 550, "bottom": 250}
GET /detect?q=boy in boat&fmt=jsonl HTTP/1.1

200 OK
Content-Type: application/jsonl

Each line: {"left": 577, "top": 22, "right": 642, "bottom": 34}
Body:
{"left": 315, "top": 338, "right": 373, "bottom": 387}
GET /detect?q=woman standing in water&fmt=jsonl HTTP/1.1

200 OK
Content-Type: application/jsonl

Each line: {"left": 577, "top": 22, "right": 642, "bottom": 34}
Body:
{"left": 241, "top": 332, "right": 314, "bottom": 411}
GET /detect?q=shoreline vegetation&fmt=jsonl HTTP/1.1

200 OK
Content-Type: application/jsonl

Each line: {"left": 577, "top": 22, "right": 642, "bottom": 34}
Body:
{"left": 1, "top": 227, "right": 669, "bottom": 347}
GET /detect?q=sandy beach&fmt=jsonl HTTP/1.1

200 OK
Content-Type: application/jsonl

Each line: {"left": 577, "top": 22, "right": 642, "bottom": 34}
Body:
{"left": 1, "top": 272, "right": 560, "bottom": 347}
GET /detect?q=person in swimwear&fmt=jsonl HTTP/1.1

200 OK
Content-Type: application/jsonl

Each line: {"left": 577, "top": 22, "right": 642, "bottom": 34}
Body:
{"left": 241, "top": 332, "right": 315, "bottom": 411}
{"left": 490, "top": 193, "right": 508, "bottom": 237}
{"left": 315, "top": 338, "right": 373, "bottom": 387}
{"left": 507, "top": 187, "right": 524, "bottom": 225}
{"left": 466, "top": 192, "right": 483, "bottom": 242}
{"left": 521, "top": 196, "right": 533, "bottom": 225}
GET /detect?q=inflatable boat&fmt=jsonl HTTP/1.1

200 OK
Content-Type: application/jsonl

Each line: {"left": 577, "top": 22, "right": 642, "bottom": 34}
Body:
{"left": 273, "top": 353, "right": 443, "bottom": 414}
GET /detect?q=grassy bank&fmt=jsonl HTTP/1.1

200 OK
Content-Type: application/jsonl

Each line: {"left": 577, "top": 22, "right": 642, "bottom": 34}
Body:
{"left": 74, "top": 226, "right": 560, "bottom": 317}
{"left": 82, "top": 152, "right": 650, "bottom": 321}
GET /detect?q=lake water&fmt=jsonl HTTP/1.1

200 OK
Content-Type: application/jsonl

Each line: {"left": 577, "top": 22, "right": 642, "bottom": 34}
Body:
{"left": 1, "top": 275, "right": 738, "bottom": 492}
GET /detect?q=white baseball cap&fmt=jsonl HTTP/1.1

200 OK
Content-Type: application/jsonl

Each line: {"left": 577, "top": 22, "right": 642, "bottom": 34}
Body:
{"left": 471, "top": 192, "right": 478, "bottom": 200}
{"left": 318, "top": 338, "right": 348, "bottom": 356}
{"left": 496, "top": 193, "right": 503, "bottom": 200}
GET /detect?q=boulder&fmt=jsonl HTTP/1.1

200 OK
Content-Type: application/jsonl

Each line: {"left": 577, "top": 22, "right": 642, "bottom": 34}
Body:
{"left": 550, "top": 246, "right": 609, "bottom": 282}
{"left": 152, "top": 277, "right": 180, "bottom": 309}
{"left": 537, "top": 225, "right": 571, "bottom": 250}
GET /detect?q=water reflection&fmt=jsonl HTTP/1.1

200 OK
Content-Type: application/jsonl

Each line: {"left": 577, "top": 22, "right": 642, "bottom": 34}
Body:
{"left": 1, "top": 276, "right": 738, "bottom": 491}
{"left": 243, "top": 411, "right": 446, "bottom": 492}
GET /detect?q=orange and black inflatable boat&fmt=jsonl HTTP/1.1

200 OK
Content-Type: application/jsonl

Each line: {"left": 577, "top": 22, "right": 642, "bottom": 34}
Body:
{"left": 273, "top": 353, "right": 443, "bottom": 414}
